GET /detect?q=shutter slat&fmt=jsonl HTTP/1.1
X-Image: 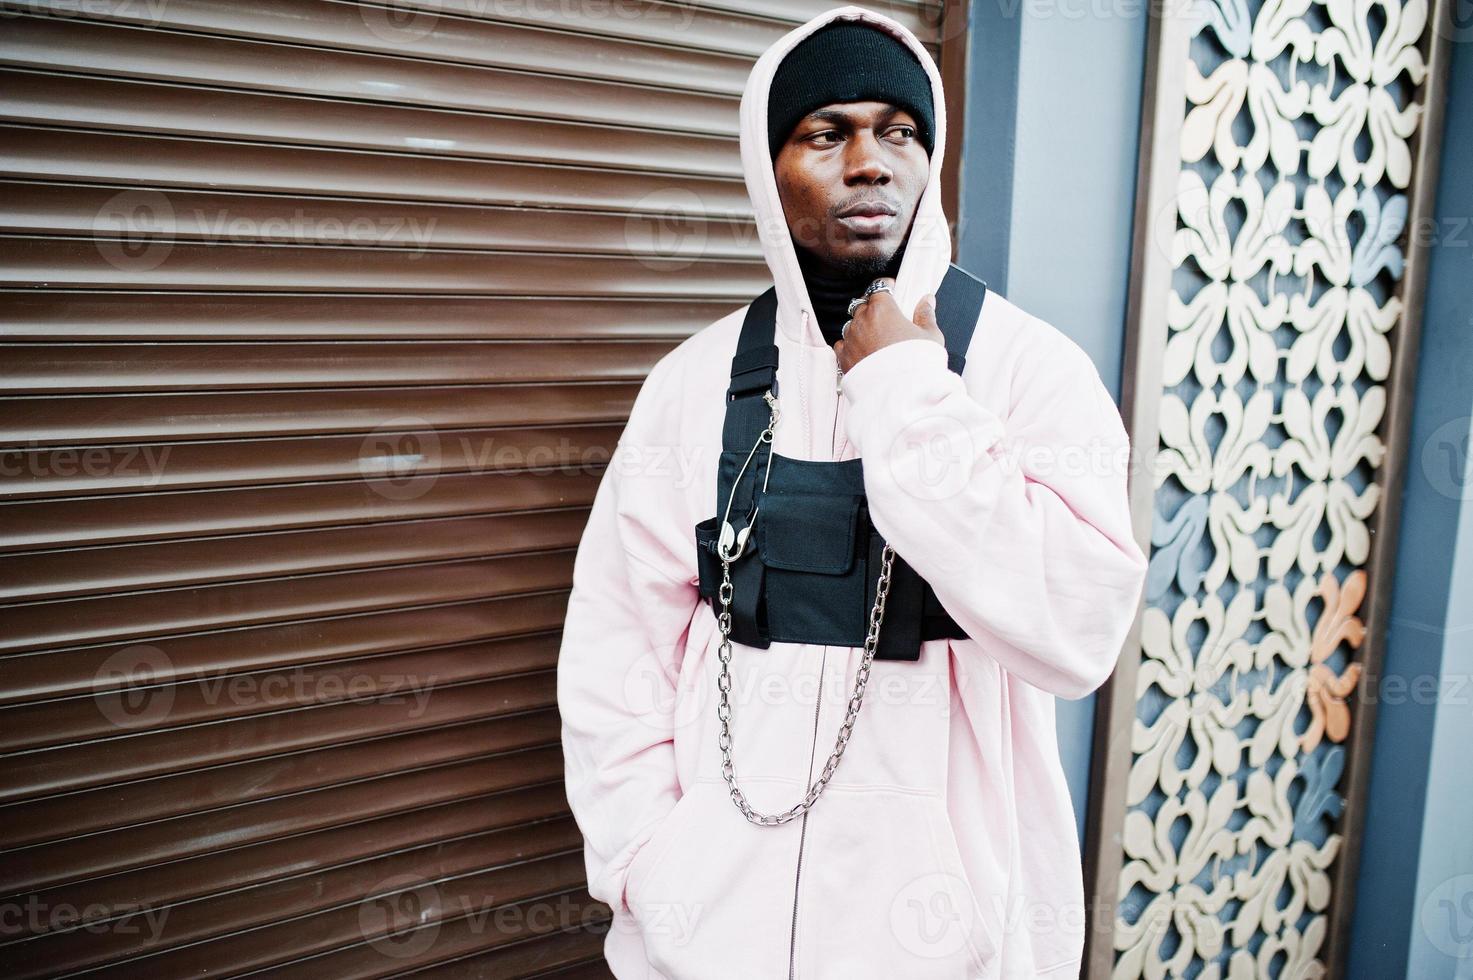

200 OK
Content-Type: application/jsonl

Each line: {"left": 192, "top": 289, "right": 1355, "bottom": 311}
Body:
{"left": 4, "top": 823, "right": 589, "bottom": 977}
{"left": 5, "top": 708, "right": 561, "bottom": 849}
{"left": 0, "top": 127, "right": 753, "bottom": 216}
{"left": 2, "top": 511, "right": 592, "bottom": 601}
{"left": 1, "top": 597, "right": 572, "bottom": 706}
{"left": 0, "top": 551, "right": 577, "bottom": 653}
{"left": 0, "top": 70, "right": 742, "bottom": 175}
{"left": 249, "top": 879, "right": 604, "bottom": 980}
{"left": 233, "top": 870, "right": 599, "bottom": 980}
{"left": 0, "top": 0, "right": 759, "bottom": 87}
{"left": 0, "top": 342, "right": 676, "bottom": 393}
{"left": 1, "top": 671, "right": 560, "bottom": 803}
{"left": 0, "top": 292, "right": 734, "bottom": 342}
{"left": 2, "top": 182, "right": 762, "bottom": 258}
{"left": 1, "top": 16, "right": 740, "bottom": 136}
{"left": 4, "top": 635, "right": 561, "bottom": 753}
{"left": 0, "top": 384, "right": 641, "bottom": 444}
{"left": 0, "top": 239, "right": 767, "bottom": 297}
{"left": 5, "top": 755, "right": 571, "bottom": 901}
{"left": 0, "top": 424, "right": 623, "bottom": 498}
{"left": 1, "top": 470, "right": 603, "bottom": 551}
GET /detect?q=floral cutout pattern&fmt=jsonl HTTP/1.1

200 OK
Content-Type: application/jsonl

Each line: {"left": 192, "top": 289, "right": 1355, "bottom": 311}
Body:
{"left": 1113, "top": 0, "right": 1431, "bottom": 972}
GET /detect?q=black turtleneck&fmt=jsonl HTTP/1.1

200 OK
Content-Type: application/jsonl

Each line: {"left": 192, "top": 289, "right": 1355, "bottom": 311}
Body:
{"left": 794, "top": 243, "right": 906, "bottom": 347}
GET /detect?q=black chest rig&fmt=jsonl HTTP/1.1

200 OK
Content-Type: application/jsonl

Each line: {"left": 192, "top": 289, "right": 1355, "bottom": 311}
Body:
{"left": 693, "top": 264, "right": 989, "bottom": 662}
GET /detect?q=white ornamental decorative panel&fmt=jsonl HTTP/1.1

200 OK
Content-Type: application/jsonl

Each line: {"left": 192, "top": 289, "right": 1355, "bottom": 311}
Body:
{"left": 1085, "top": 0, "right": 1452, "bottom": 975}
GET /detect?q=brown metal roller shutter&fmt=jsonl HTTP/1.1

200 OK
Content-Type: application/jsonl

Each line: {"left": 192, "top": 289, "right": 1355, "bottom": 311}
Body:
{"left": 0, "top": 1, "right": 960, "bottom": 976}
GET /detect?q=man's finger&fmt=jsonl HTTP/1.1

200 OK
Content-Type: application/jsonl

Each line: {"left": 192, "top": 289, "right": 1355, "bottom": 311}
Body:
{"left": 865, "top": 290, "right": 902, "bottom": 319}
{"left": 912, "top": 293, "right": 938, "bottom": 332}
{"left": 864, "top": 277, "right": 898, "bottom": 314}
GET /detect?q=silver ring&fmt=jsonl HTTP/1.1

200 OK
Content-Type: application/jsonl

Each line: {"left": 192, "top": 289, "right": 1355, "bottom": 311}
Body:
{"left": 846, "top": 296, "right": 868, "bottom": 316}
{"left": 841, "top": 318, "right": 853, "bottom": 340}
{"left": 864, "top": 280, "right": 894, "bottom": 297}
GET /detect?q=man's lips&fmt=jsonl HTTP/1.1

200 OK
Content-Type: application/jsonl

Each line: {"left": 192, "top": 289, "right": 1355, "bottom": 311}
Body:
{"left": 836, "top": 201, "right": 898, "bottom": 219}
{"left": 835, "top": 200, "right": 899, "bottom": 236}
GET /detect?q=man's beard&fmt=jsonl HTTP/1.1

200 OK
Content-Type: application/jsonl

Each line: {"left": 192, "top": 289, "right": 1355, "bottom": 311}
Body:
{"left": 828, "top": 250, "right": 897, "bottom": 280}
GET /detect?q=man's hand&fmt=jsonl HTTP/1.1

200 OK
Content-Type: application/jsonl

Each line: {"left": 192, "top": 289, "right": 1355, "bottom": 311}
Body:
{"left": 833, "top": 277, "right": 943, "bottom": 372}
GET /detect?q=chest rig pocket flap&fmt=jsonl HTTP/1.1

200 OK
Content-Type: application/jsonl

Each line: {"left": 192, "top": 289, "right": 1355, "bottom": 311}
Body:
{"left": 758, "top": 490, "right": 862, "bottom": 575}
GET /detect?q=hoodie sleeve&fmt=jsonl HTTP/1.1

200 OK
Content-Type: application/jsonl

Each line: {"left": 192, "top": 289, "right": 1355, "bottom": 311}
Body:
{"left": 839, "top": 328, "right": 1148, "bottom": 700}
{"left": 557, "top": 350, "right": 699, "bottom": 915}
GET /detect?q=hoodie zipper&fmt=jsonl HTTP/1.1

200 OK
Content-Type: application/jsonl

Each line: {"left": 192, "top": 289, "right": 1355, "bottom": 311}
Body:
{"left": 832, "top": 363, "right": 848, "bottom": 458}
{"left": 784, "top": 336, "right": 854, "bottom": 978}
{"left": 788, "top": 645, "right": 828, "bottom": 980}
{"left": 785, "top": 316, "right": 848, "bottom": 978}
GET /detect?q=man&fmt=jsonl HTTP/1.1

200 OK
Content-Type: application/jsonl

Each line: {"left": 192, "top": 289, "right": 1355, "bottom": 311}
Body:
{"left": 557, "top": 6, "right": 1148, "bottom": 978}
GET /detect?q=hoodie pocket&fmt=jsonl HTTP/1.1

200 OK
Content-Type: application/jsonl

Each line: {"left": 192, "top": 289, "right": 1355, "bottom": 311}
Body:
{"left": 624, "top": 776, "right": 805, "bottom": 979}
{"left": 628, "top": 779, "right": 1000, "bottom": 980}
{"left": 795, "top": 788, "right": 999, "bottom": 979}
{"left": 623, "top": 785, "right": 702, "bottom": 919}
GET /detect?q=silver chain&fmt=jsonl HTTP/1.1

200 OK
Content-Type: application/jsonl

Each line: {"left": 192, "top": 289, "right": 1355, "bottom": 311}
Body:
{"left": 713, "top": 392, "right": 898, "bottom": 826}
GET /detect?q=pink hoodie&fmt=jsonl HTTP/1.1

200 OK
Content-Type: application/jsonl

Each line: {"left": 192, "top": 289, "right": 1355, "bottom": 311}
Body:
{"left": 557, "top": 6, "right": 1148, "bottom": 977}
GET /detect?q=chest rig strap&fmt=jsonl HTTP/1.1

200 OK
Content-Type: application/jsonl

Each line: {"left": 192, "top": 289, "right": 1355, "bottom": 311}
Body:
{"left": 696, "top": 264, "right": 989, "bottom": 661}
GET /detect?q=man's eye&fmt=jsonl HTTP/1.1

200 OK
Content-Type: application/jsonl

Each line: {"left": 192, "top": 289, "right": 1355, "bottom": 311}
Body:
{"left": 809, "top": 130, "right": 842, "bottom": 144}
{"left": 887, "top": 126, "right": 915, "bottom": 140}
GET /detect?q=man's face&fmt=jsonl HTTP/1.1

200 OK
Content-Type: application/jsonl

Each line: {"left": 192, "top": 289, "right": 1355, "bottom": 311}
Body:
{"left": 773, "top": 100, "right": 929, "bottom": 276}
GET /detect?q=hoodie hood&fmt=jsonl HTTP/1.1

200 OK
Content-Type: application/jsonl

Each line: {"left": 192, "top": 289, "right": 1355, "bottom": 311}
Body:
{"left": 739, "top": 5, "right": 954, "bottom": 350}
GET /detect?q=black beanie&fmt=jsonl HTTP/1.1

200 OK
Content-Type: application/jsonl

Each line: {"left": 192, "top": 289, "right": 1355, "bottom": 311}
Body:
{"left": 767, "top": 21, "right": 935, "bottom": 160}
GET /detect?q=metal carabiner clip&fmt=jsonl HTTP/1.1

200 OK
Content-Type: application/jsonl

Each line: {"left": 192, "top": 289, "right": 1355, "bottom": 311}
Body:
{"left": 717, "top": 389, "right": 779, "bottom": 562}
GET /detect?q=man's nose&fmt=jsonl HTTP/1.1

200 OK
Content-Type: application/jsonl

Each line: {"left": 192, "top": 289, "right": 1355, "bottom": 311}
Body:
{"left": 843, "top": 133, "right": 892, "bottom": 184}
